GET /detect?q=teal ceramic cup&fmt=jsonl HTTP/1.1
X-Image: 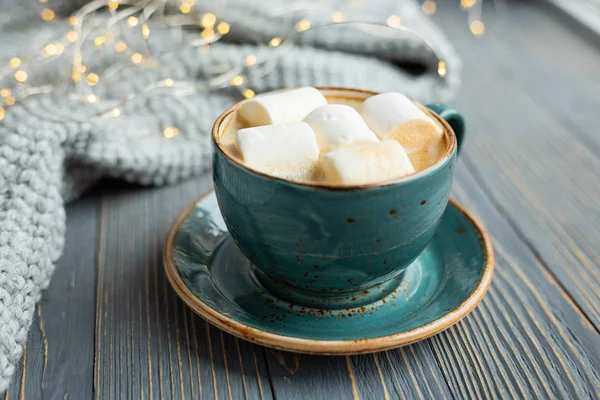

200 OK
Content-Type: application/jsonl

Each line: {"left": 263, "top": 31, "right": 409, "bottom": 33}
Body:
{"left": 212, "top": 88, "right": 465, "bottom": 308}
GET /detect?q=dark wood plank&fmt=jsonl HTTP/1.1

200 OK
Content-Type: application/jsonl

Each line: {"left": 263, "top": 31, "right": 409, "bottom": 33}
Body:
{"left": 6, "top": 195, "right": 98, "bottom": 399}
{"left": 433, "top": 0, "right": 600, "bottom": 331}
{"left": 95, "top": 179, "right": 273, "bottom": 400}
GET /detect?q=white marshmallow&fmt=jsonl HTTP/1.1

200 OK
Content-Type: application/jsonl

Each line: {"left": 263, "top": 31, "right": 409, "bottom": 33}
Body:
{"left": 238, "top": 87, "right": 327, "bottom": 127}
{"left": 321, "top": 140, "right": 415, "bottom": 186}
{"left": 236, "top": 122, "right": 319, "bottom": 179}
{"left": 361, "top": 92, "right": 445, "bottom": 171}
{"left": 303, "top": 104, "right": 379, "bottom": 154}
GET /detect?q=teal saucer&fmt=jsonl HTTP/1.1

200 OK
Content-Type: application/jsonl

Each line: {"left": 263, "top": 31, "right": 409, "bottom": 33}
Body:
{"left": 165, "top": 191, "right": 494, "bottom": 354}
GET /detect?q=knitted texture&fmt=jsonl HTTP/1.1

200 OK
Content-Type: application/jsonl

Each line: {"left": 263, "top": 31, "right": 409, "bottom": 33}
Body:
{"left": 0, "top": 0, "right": 461, "bottom": 392}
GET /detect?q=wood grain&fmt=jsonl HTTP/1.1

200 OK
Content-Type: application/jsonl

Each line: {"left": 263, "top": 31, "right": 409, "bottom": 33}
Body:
{"left": 435, "top": 0, "right": 600, "bottom": 331}
{"left": 6, "top": 195, "right": 98, "bottom": 399}
{"left": 95, "top": 178, "right": 273, "bottom": 400}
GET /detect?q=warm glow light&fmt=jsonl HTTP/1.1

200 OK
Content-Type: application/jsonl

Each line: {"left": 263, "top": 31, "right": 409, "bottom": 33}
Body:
{"left": 179, "top": 3, "right": 192, "bottom": 14}
{"left": 4, "top": 97, "right": 15, "bottom": 106}
{"left": 131, "top": 53, "right": 143, "bottom": 64}
{"left": 86, "top": 94, "right": 97, "bottom": 103}
{"left": 68, "top": 16, "right": 79, "bottom": 25}
{"left": 162, "top": 78, "right": 174, "bottom": 87}
{"left": 127, "top": 16, "right": 139, "bottom": 27}
{"left": 41, "top": 8, "right": 55, "bottom": 21}
{"left": 9, "top": 58, "right": 21, "bottom": 69}
{"left": 201, "top": 13, "right": 216, "bottom": 28}
{"left": 39, "top": 0, "right": 48, "bottom": 3}
{"left": 108, "top": 0, "right": 119, "bottom": 10}
{"left": 217, "top": 22, "right": 230, "bottom": 35}
{"left": 438, "top": 61, "right": 447, "bottom": 77}
{"left": 243, "top": 89, "right": 255, "bottom": 99}
{"left": 86, "top": 73, "right": 99, "bottom": 86}
{"left": 296, "top": 19, "right": 311, "bottom": 32}
{"left": 94, "top": 36, "right": 106, "bottom": 46}
{"left": 387, "top": 15, "right": 401, "bottom": 27}
{"left": 201, "top": 29, "right": 215, "bottom": 40}
{"left": 269, "top": 37, "right": 282, "bottom": 47}
{"left": 0, "top": 89, "right": 11, "bottom": 97}
{"left": 422, "top": 0, "right": 436, "bottom": 15}
{"left": 331, "top": 11, "right": 345, "bottom": 23}
{"left": 0, "top": 107, "right": 4, "bottom": 121}
{"left": 55, "top": 43, "right": 65, "bottom": 55}
{"left": 244, "top": 54, "right": 257, "bottom": 67}
{"left": 111, "top": 108, "right": 120, "bottom": 117}
{"left": 470, "top": 20, "right": 485, "bottom": 36}
{"left": 461, "top": 0, "right": 477, "bottom": 9}
{"left": 43, "top": 43, "right": 57, "bottom": 56}
{"left": 114, "top": 41, "right": 127, "bottom": 52}
{"left": 230, "top": 75, "right": 244, "bottom": 86}
{"left": 71, "top": 70, "right": 81, "bottom": 82}
{"left": 66, "top": 31, "right": 78, "bottom": 42}
{"left": 14, "top": 70, "right": 28, "bottom": 83}
{"left": 142, "top": 24, "right": 150, "bottom": 39}
{"left": 163, "top": 127, "right": 179, "bottom": 138}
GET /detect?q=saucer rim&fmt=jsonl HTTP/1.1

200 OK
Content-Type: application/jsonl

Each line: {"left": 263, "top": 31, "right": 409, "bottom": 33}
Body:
{"left": 164, "top": 191, "right": 495, "bottom": 355}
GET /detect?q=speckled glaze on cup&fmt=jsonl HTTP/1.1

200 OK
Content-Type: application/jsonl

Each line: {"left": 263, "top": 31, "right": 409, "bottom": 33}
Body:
{"left": 212, "top": 87, "right": 465, "bottom": 308}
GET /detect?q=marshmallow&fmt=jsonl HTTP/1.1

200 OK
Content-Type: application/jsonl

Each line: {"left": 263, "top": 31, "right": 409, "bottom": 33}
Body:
{"left": 303, "top": 104, "right": 379, "bottom": 154}
{"left": 361, "top": 92, "right": 445, "bottom": 170}
{"left": 236, "top": 122, "right": 319, "bottom": 179}
{"left": 321, "top": 140, "right": 415, "bottom": 186}
{"left": 239, "top": 87, "right": 327, "bottom": 127}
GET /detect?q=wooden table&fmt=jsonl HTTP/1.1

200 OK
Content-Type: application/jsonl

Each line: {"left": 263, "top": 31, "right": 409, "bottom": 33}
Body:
{"left": 6, "top": 2, "right": 600, "bottom": 399}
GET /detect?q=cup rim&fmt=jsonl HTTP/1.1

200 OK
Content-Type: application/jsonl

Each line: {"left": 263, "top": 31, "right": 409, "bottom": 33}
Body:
{"left": 211, "top": 86, "right": 457, "bottom": 191}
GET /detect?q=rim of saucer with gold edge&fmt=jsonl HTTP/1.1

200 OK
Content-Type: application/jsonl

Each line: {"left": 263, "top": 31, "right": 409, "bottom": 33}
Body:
{"left": 163, "top": 192, "right": 495, "bottom": 355}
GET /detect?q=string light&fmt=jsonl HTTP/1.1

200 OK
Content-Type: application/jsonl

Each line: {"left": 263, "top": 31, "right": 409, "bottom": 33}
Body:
{"left": 9, "top": 58, "right": 21, "bottom": 69}
{"left": 41, "top": 8, "right": 55, "bottom": 21}
{"left": 244, "top": 54, "right": 257, "bottom": 67}
{"left": 296, "top": 19, "right": 311, "bottom": 32}
{"left": 162, "top": 78, "right": 174, "bottom": 87}
{"left": 201, "top": 13, "right": 216, "bottom": 28}
{"left": 386, "top": 15, "right": 401, "bottom": 27}
{"left": 437, "top": 60, "right": 447, "bottom": 77}
{"left": 217, "top": 22, "right": 230, "bottom": 35}
{"left": 422, "top": 1, "right": 436, "bottom": 15}
{"left": 55, "top": 44, "right": 65, "bottom": 55}
{"left": 0, "top": 107, "right": 4, "bottom": 121}
{"left": 71, "top": 70, "right": 81, "bottom": 82}
{"left": 179, "top": 3, "right": 192, "bottom": 14}
{"left": 39, "top": 0, "right": 48, "bottom": 3}
{"left": 108, "top": 0, "right": 119, "bottom": 10}
{"left": 142, "top": 24, "right": 150, "bottom": 39}
{"left": 470, "top": 20, "right": 485, "bottom": 36}
{"left": 86, "top": 94, "right": 98, "bottom": 103}
{"left": 230, "top": 75, "right": 244, "bottom": 86}
{"left": 331, "top": 12, "right": 345, "bottom": 23}
{"left": 163, "top": 127, "right": 179, "bottom": 138}
{"left": 66, "top": 31, "right": 78, "bottom": 42}
{"left": 243, "top": 89, "right": 255, "bottom": 99}
{"left": 94, "top": 36, "right": 106, "bottom": 46}
{"left": 43, "top": 43, "right": 57, "bottom": 56}
{"left": 86, "top": 73, "right": 99, "bottom": 86}
{"left": 0, "top": 89, "right": 11, "bottom": 97}
{"left": 269, "top": 37, "right": 282, "bottom": 47}
{"left": 201, "top": 29, "right": 215, "bottom": 40}
{"left": 14, "top": 71, "right": 28, "bottom": 83}
{"left": 461, "top": 0, "right": 477, "bottom": 9}
{"left": 127, "top": 16, "right": 139, "bottom": 27}
{"left": 111, "top": 108, "right": 120, "bottom": 117}
{"left": 68, "top": 16, "right": 79, "bottom": 25}
{"left": 114, "top": 41, "right": 128, "bottom": 52}
{"left": 131, "top": 53, "right": 143, "bottom": 64}
{"left": 4, "top": 97, "right": 15, "bottom": 106}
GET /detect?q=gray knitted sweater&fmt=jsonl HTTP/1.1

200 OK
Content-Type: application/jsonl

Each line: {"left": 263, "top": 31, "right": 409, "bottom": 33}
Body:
{"left": 0, "top": 0, "right": 460, "bottom": 392}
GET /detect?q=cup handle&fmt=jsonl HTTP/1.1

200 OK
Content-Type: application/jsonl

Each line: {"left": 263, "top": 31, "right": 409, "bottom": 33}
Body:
{"left": 426, "top": 103, "right": 465, "bottom": 153}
